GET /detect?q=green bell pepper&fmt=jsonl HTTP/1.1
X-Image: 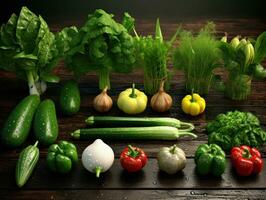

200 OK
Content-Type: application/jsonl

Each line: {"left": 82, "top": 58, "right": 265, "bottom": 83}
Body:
{"left": 195, "top": 144, "right": 226, "bottom": 176}
{"left": 46, "top": 140, "right": 78, "bottom": 173}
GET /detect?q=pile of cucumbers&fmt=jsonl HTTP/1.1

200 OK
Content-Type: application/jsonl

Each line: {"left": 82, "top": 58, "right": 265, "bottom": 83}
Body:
{"left": 1, "top": 95, "right": 58, "bottom": 148}
{"left": 0, "top": 80, "right": 81, "bottom": 187}
{"left": 1, "top": 80, "right": 80, "bottom": 148}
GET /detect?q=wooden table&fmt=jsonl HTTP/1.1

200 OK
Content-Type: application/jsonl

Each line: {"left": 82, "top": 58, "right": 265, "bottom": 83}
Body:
{"left": 0, "top": 18, "right": 266, "bottom": 200}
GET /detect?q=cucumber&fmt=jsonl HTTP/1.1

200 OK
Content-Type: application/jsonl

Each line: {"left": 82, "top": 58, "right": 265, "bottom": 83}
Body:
{"left": 16, "top": 141, "right": 39, "bottom": 187}
{"left": 85, "top": 116, "right": 195, "bottom": 131}
{"left": 1, "top": 95, "right": 40, "bottom": 148}
{"left": 71, "top": 126, "right": 197, "bottom": 140}
{"left": 59, "top": 80, "right": 80, "bottom": 115}
{"left": 33, "top": 99, "right": 58, "bottom": 146}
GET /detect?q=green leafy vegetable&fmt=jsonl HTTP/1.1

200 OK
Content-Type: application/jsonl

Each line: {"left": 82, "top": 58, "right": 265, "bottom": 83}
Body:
{"left": 0, "top": 7, "right": 61, "bottom": 95}
{"left": 206, "top": 110, "right": 266, "bottom": 152}
{"left": 58, "top": 9, "right": 135, "bottom": 89}
{"left": 134, "top": 19, "right": 179, "bottom": 95}
{"left": 173, "top": 22, "right": 220, "bottom": 95}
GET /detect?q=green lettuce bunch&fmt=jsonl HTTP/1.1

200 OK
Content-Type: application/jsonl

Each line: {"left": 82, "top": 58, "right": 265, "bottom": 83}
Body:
{"left": 58, "top": 9, "right": 136, "bottom": 90}
{"left": 0, "top": 7, "right": 61, "bottom": 95}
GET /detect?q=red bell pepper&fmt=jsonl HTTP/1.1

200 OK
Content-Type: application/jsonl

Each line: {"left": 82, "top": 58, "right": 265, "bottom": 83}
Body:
{"left": 120, "top": 145, "right": 148, "bottom": 172}
{"left": 231, "top": 145, "right": 263, "bottom": 176}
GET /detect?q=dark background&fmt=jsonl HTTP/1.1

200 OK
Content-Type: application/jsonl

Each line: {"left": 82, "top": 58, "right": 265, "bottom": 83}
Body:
{"left": 1, "top": 0, "right": 266, "bottom": 24}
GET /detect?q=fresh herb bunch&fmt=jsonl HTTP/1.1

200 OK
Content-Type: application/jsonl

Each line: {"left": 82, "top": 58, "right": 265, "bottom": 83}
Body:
{"left": 58, "top": 9, "right": 135, "bottom": 90}
{"left": 206, "top": 110, "right": 266, "bottom": 152}
{"left": 134, "top": 19, "right": 179, "bottom": 95}
{"left": 0, "top": 7, "right": 61, "bottom": 95}
{"left": 217, "top": 32, "right": 266, "bottom": 100}
{"left": 173, "top": 22, "right": 221, "bottom": 95}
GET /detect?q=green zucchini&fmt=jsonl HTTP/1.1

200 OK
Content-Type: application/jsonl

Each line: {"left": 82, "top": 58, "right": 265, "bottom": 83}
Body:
{"left": 85, "top": 116, "right": 194, "bottom": 132}
{"left": 59, "top": 80, "right": 80, "bottom": 115}
{"left": 71, "top": 126, "right": 197, "bottom": 140}
{"left": 16, "top": 141, "right": 39, "bottom": 187}
{"left": 33, "top": 99, "right": 58, "bottom": 146}
{"left": 1, "top": 95, "right": 40, "bottom": 148}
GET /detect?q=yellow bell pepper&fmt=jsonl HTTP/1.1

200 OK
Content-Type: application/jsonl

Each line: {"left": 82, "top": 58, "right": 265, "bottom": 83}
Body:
{"left": 181, "top": 93, "right": 206, "bottom": 116}
{"left": 117, "top": 84, "right": 148, "bottom": 114}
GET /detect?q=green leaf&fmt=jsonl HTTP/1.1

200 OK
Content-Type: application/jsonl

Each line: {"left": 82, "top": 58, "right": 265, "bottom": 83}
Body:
{"left": 13, "top": 51, "right": 37, "bottom": 70}
{"left": 122, "top": 12, "right": 135, "bottom": 33}
{"left": 218, "top": 41, "right": 235, "bottom": 65}
{"left": 40, "top": 72, "right": 60, "bottom": 83}
{"left": 66, "top": 53, "right": 95, "bottom": 77}
{"left": 155, "top": 18, "right": 163, "bottom": 43}
{"left": 56, "top": 26, "right": 80, "bottom": 57}
{"left": 35, "top": 30, "right": 54, "bottom": 68}
{"left": 0, "top": 13, "right": 18, "bottom": 47}
{"left": 169, "top": 25, "right": 181, "bottom": 46}
{"left": 13, "top": 51, "right": 38, "bottom": 60}
{"left": 16, "top": 6, "right": 40, "bottom": 53}
{"left": 0, "top": 48, "right": 17, "bottom": 71}
{"left": 254, "top": 31, "right": 266, "bottom": 63}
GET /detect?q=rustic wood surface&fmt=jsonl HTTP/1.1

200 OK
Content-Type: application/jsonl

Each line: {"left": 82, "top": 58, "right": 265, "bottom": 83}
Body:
{"left": 0, "top": 17, "right": 266, "bottom": 199}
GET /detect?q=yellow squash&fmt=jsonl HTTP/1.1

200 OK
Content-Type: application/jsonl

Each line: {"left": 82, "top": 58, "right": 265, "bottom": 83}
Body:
{"left": 117, "top": 84, "right": 147, "bottom": 114}
{"left": 181, "top": 93, "right": 206, "bottom": 116}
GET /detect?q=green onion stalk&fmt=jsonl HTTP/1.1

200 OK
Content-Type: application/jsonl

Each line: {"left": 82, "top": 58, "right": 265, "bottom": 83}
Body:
{"left": 134, "top": 19, "right": 179, "bottom": 95}
{"left": 173, "top": 22, "right": 220, "bottom": 95}
{"left": 143, "top": 38, "right": 169, "bottom": 95}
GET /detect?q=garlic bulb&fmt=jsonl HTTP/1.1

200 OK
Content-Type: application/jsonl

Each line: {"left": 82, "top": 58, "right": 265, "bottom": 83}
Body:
{"left": 93, "top": 87, "right": 113, "bottom": 112}
{"left": 150, "top": 80, "right": 172, "bottom": 112}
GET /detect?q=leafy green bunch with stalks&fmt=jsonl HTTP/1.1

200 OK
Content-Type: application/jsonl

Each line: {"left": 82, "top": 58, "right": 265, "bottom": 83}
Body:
{"left": 0, "top": 7, "right": 61, "bottom": 95}
{"left": 216, "top": 32, "right": 266, "bottom": 100}
{"left": 134, "top": 19, "right": 179, "bottom": 95}
{"left": 57, "top": 9, "right": 136, "bottom": 90}
{"left": 173, "top": 22, "right": 221, "bottom": 95}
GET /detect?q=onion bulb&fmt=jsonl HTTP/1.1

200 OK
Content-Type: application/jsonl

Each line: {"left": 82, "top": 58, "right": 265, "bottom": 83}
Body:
{"left": 93, "top": 87, "right": 113, "bottom": 112}
{"left": 150, "top": 80, "right": 172, "bottom": 112}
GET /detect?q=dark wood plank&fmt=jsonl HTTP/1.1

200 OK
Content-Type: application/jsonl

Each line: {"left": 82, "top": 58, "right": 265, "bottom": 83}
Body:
{"left": 1, "top": 158, "right": 266, "bottom": 189}
{"left": 1, "top": 189, "right": 266, "bottom": 200}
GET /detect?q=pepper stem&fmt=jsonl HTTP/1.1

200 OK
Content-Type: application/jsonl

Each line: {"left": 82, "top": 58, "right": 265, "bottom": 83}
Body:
{"left": 129, "top": 83, "right": 137, "bottom": 98}
{"left": 242, "top": 148, "right": 251, "bottom": 159}
{"left": 170, "top": 145, "right": 177, "bottom": 154}
{"left": 128, "top": 145, "right": 139, "bottom": 158}
{"left": 57, "top": 146, "right": 64, "bottom": 154}
{"left": 33, "top": 141, "right": 39, "bottom": 147}
{"left": 95, "top": 166, "right": 102, "bottom": 178}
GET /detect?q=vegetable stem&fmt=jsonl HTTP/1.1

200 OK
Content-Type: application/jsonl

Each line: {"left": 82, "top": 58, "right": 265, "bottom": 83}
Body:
{"left": 33, "top": 141, "right": 39, "bottom": 147}
{"left": 177, "top": 131, "right": 197, "bottom": 138}
{"left": 95, "top": 166, "right": 102, "bottom": 178}
{"left": 170, "top": 145, "right": 177, "bottom": 154}
{"left": 98, "top": 68, "right": 110, "bottom": 90}
{"left": 26, "top": 71, "right": 39, "bottom": 96}
{"left": 71, "top": 130, "right": 81, "bottom": 139}
{"left": 128, "top": 145, "right": 139, "bottom": 158}
{"left": 243, "top": 149, "right": 251, "bottom": 159}
{"left": 129, "top": 83, "right": 137, "bottom": 98}
{"left": 179, "top": 122, "right": 195, "bottom": 132}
